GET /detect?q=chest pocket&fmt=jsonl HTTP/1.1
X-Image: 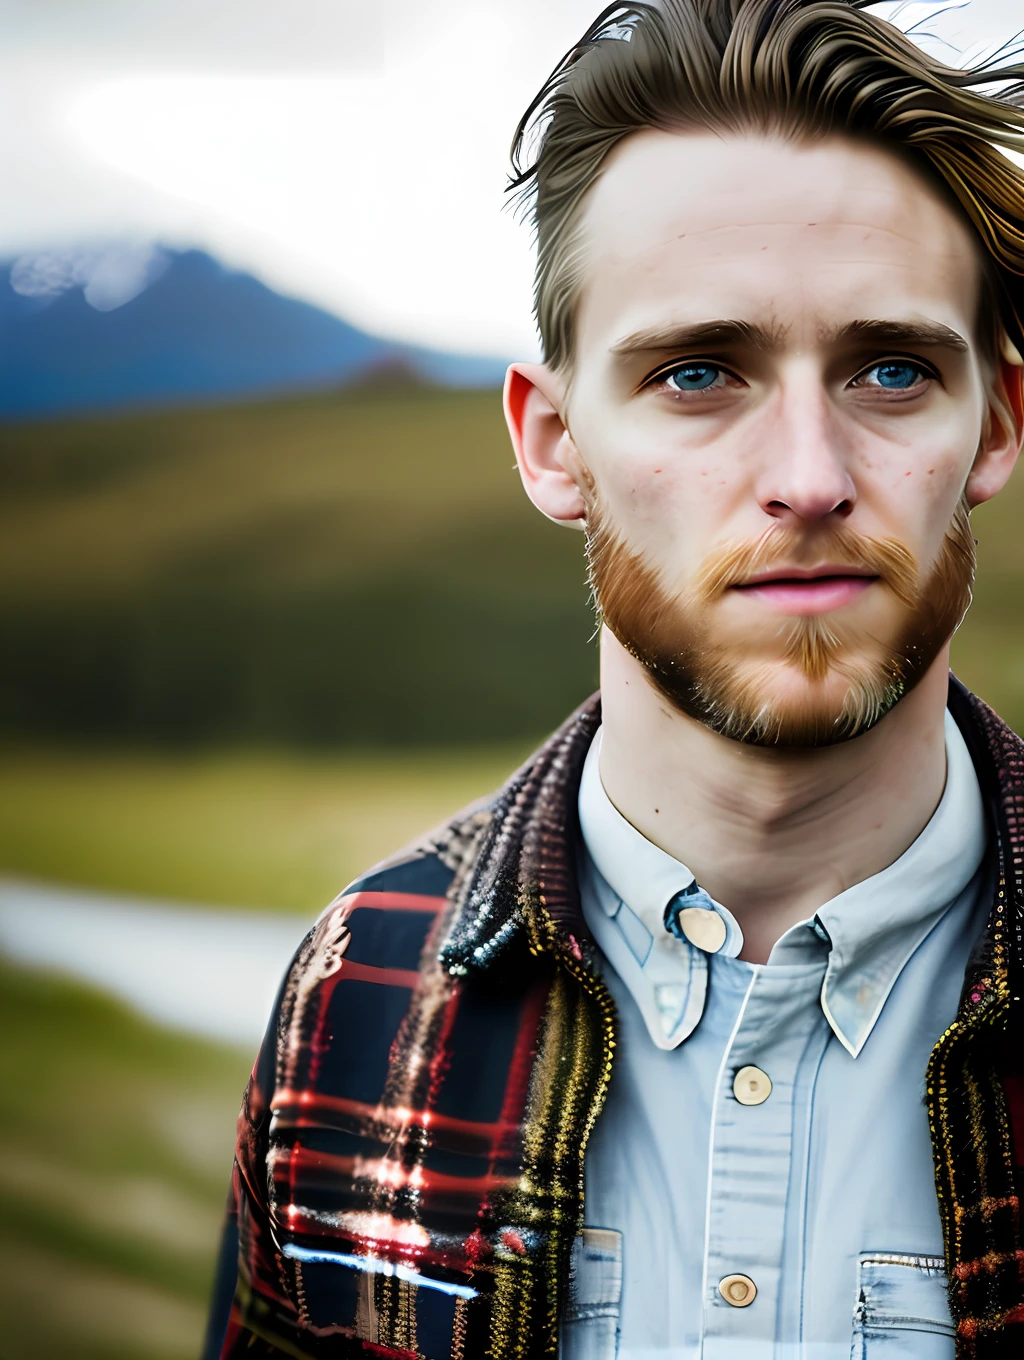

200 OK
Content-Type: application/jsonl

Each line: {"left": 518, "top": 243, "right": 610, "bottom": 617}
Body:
{"left": 560, "top": 1227, "right": 623, "bottom": 1360}
{"left": 852, "top": 1253, "right": 955, "bottom": 1359}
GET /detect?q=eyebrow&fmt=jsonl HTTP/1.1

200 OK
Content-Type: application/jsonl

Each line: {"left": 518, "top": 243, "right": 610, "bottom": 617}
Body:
{"left": 823, "top": 319, "right": 969, "bottom": 352}
{"left": 610, "top": 319, "right": 783, "bottom": 356}
{"left": 609, "top": 316, "right": 970, "bottom": 358}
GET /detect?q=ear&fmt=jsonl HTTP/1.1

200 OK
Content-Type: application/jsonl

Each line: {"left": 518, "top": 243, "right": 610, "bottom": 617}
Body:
{"left": 966, "top": 349, "right": 1024, "bottom": 507}
{"left": 503, "top": 362, "right": 587, "bottom": 526}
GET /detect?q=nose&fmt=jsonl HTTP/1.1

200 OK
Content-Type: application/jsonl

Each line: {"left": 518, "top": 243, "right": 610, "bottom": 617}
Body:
{"left": 754, "top": 373, "right": 857, "bottom": 524}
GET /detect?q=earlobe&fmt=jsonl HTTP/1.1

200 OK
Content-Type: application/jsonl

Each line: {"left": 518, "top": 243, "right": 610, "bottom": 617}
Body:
{"left": 503, "top": 363, "right": 588, "bottom": 527}
{"left": 966, "top": 354, "right": 1024, "bottom": 508}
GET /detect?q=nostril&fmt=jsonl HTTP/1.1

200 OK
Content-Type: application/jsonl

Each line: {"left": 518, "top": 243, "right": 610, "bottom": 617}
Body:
{"left": 762, "top": 495, "right": 855, "bottom": 521}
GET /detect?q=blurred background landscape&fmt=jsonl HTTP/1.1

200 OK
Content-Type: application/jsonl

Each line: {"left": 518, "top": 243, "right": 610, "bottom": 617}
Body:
{"left": 0, "top": 254, "right": 593, "bottom": 1360}
{"left": 3, "top": 1, "right": 1023, "bottom": 1358}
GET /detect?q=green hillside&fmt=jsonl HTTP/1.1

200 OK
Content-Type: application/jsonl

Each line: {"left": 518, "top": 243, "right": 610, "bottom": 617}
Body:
{"left": 0, "top": 386, "right": 596, "bottom": 744}
{"left": 1, "top": 383, "right": 1022, "bottom": 743}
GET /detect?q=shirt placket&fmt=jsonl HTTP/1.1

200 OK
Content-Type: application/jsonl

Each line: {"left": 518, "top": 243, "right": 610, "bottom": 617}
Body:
{"left": 700, "top": 962, "right": 829, "bottom": 1359}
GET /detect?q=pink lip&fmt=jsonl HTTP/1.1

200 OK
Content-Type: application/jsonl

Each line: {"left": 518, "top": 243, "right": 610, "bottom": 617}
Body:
{"left": 732, "top": 573, "right": 877, "bottom": 615}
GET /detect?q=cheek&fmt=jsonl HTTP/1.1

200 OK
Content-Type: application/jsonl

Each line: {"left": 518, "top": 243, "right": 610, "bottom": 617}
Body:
{"left": 579, "top": 421, "right": 755, "bottom": 580}
{"left": 570, "top": 364, "right": 749, "bottom": 548}
{"left": 596, "top": 454, "right": 733, "bottom": 563}
{"left": 579, "top": 414, "right": 736, "bottom": 522}
{"left": 859, "top": 432, "right": 971, "bottom": 566}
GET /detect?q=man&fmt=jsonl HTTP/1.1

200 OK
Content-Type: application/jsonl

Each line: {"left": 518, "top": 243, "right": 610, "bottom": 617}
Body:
{"left": 205, "top": 1, "right": 1024, "bottom": 1356}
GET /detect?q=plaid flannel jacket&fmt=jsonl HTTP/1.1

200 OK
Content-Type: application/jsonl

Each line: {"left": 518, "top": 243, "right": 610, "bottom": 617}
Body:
{"left": 206, "top": 678, "right": 1024, "bottom": 1359}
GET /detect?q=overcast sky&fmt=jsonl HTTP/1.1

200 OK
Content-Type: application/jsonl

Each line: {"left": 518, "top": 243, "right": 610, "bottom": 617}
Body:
{"left": 1, "top": 0, "right": 1021, "bottom": 358}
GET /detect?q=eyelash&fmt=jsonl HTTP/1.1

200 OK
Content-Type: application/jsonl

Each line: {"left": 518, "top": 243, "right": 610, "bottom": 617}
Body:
{"left": 644, "top": 361, "right": 732, "bottom": 393}
{"left": 644, "top": 357, "right": 938, "bottom": 394}
{"left": 849, "top": 359, "right": 937, "bottom": 390}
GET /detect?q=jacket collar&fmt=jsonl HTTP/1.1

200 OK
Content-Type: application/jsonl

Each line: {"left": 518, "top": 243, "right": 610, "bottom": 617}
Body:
{"left": 440, "top": 694, "right": 600, "bottom": 979}
{"left": 441, "top": 678, "right": 1024, "bottom": 1027}
{"left": 945, "top": 675, "right": 1024, "bottom": 1011}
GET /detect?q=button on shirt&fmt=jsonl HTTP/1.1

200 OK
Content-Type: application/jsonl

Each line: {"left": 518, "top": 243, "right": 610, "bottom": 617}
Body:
{"left": 569, "top": 709, "right": 988, "bottom": 1360}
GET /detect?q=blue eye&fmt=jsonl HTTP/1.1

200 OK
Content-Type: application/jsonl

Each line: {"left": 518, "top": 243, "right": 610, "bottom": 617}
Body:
{"left": 862, "top": 361, "right": 926, "bottom": 390}
{"left": 665, "top": 363, "right": 721, "bottom": 392}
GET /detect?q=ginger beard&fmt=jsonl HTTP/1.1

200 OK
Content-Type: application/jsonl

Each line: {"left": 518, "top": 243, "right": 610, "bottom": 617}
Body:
{"left": 584, "top": 491, "right": 976, "bottom": 747}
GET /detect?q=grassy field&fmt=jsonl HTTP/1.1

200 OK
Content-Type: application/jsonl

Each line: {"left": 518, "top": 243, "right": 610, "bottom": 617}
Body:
{"left": 0, "top": 743, "right": 529, "bottom": 911}
{"left": 0, "top": 958, "right": 250, "bottom": 1360}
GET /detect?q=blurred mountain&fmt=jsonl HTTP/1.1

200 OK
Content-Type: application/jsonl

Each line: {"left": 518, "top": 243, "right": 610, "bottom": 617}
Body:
{"left": 0, "top": 245, "right": 509, "bottom": 419}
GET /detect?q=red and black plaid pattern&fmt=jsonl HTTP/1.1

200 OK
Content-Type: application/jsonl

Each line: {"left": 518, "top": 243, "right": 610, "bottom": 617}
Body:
{"left": 208, "top": 681, "right": 1024, "bottom": 1359}
{"left": 216, "top": 862, "right": 560, "bottom": 1357}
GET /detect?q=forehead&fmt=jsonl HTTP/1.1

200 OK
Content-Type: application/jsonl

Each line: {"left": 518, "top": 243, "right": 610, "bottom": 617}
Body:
{"left": 574, "top": 130, "right": 983, "bottom": 353}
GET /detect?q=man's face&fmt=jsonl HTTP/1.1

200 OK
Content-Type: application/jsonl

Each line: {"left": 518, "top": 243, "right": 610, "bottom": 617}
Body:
{"left": 562, "top": 130, "right": 998, "bottom": 745}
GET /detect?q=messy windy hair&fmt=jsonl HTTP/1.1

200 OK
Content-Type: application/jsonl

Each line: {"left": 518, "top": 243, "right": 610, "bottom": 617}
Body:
{"left": 510, "top": 0, "right": 1024, "bottom": 372}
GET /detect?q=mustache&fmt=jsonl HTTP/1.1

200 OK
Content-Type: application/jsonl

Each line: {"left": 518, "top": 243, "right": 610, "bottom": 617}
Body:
{"left": 694, "top": 526, "right": 919, "bottom": 608}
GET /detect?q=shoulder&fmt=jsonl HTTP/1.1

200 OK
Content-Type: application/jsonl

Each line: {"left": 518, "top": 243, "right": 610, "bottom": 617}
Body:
{"left": 232, "top": 785, "right": 567, "bottom": 1349}
{"left": 255, "top": 796, "right": 498, "bottom": 1100}
{"left": 319, "top": 790, "right": 498, "bottom": 965}
{"left": 251, "top": 689, "right": 602, "bottom": 1112}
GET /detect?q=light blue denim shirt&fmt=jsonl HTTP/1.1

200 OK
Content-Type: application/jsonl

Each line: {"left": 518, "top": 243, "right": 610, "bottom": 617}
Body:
{"left": 565, "top": 708, "right": 988, "bottom": 1360}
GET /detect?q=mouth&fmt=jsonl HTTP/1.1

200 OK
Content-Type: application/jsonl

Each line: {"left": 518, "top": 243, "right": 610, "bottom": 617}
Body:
{"left": 731, "top": 566, "right": 879, "bottom": 615}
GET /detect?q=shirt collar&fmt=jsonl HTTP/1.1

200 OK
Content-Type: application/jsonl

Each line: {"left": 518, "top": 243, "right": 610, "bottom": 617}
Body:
{"left": 578, "top": 708, "right": 987, "bottom": 1056}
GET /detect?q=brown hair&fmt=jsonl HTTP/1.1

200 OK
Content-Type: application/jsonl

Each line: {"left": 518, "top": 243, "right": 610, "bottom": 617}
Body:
{"left": 510, "top": 0, "right": 1024, "bottom": 372}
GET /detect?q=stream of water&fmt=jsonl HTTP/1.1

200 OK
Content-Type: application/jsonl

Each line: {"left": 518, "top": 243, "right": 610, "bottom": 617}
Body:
{"left": 0, "top": 877, "right": 308, "bottom": 1047}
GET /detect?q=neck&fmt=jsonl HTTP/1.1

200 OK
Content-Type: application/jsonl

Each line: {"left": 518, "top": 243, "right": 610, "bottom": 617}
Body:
{"left": 597, "top": 629, "right": 951, "bottom": 964}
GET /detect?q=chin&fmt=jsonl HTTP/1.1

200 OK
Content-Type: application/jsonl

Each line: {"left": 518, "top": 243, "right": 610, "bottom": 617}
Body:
{"left": 656, "top": 652, "right": 908, "bottom": 748}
